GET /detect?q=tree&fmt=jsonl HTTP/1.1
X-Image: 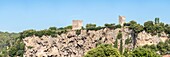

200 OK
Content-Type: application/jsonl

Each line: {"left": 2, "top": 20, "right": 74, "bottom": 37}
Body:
{"left": 144, "top": 19, "right": 165, "bottom": 35}
{"left": 144, "top": 21, "right": 154, "bottom": 33}
{"left": 86, "top": 24, "right": 96, "bottom": 29}
{"left": 129, "top": 20, "right": 137, "bottom": 25}
{"left": 155, "top": 18, "right": 160, "bottom": 24}
{"left": 125, "top": 37, "right": 132, "bottom": 45}
{"left": 129, "top": 20, "right": 143, "bottom": 33}
{"left": 142, "top": 39, "right": 170, "bottom": 55}
{"left": 128, "top": 20, "right": 144, "bottom": 48}
{"left": 117, "top": 32, "right": 122, "bottom": 39}
{"left": 49, "top": 27, "right": 57, "bottom": 30}
{"left": 131, "top": 47, "right": 161, "bottom": 57}
{"left": 84, "top": 44, "right": 121, "bottom": 57}
{"left": 76, "top": 30, "right": 81, "bottom": 35}
{"left": 114, "top": 24, "right": 121, "bottom": 29}
{"left": 8, "top": 40, "right": 25, "bottom": 57}
{"left": 114, "top": 38, "right": 118, "bottom": 48}
{"left": 104, "top": 23, "right": 115, "bottom": 29}
{"left": 123, "top": 48, "right": 133, "bottom": 57}
{"left": 157, "top": 41, "right": 168, "bottom": 55}
{"left": 144, "top": 21, "right": 154, "bottom": 27}
{"left": 120, "top": 39, "right": 123, "bottom": 55}
{"left": 20, "top": 29, "right": 36, "bottom": 38}
{"left": 123, "top": 23, "right": 130, "bottom": 26}
{"left": 86, "top": 24, "right": 96, "bottom": 30}
{"left": 143, "top": 44, "right": 158, "bottom": 51}
{"left": 133, "top": 24, "right": 143, "bottom": 33}
{"left": 154, "top": 24, "right": 164, "bottom": 33}
{"left": 165, "top": 24, "right": 170, "bottom": 34}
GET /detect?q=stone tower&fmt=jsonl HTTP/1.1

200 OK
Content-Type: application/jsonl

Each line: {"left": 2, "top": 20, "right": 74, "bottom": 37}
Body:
{"left": 72, "top": 20, "right": 83, "bottom": 30}
{"left": 119, "top": 16, "right": 126, "bottom": 26}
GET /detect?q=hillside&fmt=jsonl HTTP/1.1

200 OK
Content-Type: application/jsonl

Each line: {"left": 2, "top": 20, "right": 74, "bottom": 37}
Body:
{"left": 23, "top": 28, "right": 169, "bottom": 57}
{"left": 1, "top": 18, "right": 170, "bottom": 57}
{"left": 0, "top": 32, "right": 19, "bottom": 55}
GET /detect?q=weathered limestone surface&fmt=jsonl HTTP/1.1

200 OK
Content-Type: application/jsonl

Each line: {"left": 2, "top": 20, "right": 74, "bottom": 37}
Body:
{"left": 23, "top": 28, "right": 169, "bottom": 57}
{"left": 136, "top": 31, "right": 168, "bottom": 47}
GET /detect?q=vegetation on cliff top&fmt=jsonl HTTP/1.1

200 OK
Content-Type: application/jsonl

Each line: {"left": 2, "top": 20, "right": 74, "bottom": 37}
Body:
{"left": 0, "top": 18, "right": 170, "bottom": 57}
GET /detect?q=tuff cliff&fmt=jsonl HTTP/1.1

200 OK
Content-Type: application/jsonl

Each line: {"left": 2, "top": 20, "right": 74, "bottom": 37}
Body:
{"left": 23, "top": 28, "right": 169, "bottom": 57}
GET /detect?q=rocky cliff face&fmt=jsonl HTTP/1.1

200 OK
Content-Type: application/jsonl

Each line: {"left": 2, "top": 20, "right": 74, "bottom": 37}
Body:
{"left": 136, "top": 31, "right": 168, "bottom": 47}
{"left": 23, "top": 28, "right": 169, "bottom": 57}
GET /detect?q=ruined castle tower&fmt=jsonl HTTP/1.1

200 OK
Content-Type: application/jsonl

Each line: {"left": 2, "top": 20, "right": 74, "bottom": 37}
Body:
{"left": 72, "top": 20, "right": 83, "bottom": 30}
{"left": 119, "top": 16, "right": 126, "bottom": 26}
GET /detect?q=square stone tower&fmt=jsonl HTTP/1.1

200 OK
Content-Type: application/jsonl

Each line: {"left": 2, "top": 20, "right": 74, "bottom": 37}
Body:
{"left": 72, "top": 20, "right": 83, "bottom": 30}
{"left": 119, "top": 16, "right": 126, "bottom": 26}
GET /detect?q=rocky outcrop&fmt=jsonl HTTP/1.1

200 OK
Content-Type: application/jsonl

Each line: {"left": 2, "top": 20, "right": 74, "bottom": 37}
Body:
{"left": 23, "top": 28, "right": 123, "bottom": 57}
{"left": 23, "top": 28, "right": 169, "bottom": 57}
{"left": 136, "top": 31, "right": 168, "bottom": 47}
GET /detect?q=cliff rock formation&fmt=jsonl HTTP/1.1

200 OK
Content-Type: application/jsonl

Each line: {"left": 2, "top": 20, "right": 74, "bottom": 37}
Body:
{"left": 23, "top": 28, "right": 168, "bottom": 57}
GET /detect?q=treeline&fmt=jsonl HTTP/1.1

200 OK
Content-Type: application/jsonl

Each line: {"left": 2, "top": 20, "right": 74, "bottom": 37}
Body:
{"left": 87, "top": 18, "right": 170, "bottom": 37}
{"left": 20, "top": 18, "right": 170, "bottom": 39}
{"left": 84, "top": 44, "right": 161, "bottom": 57}
{"left": 143, "top": 39, "right": 170, "bottom": 55}
{"left": 0, "top": 32, "right": 21, "bottom": 57}
{"left": 124, "top": 18, "right": 170, "bottom": 37}
{"left": 85, "top": 39, "right": 170, "bottom": 57}
{"left": 19, "top": 26, "right": 68, "bottom": 39}
{"left": 19, "top": 23, "right": 122, "bottom": 39}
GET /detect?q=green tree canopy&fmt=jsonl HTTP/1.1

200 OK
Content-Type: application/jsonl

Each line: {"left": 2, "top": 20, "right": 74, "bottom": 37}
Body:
{"left": 84, "top": 44, "right": 121, "bottom": 57}
{"left": 129, "top": 20, "right": 143, "bottom": 33}
{"left": 64, "top": 25, "right": 72, "bottom": 29}
{"left": 49, "top": 27, "right": 57, "bottom": 30}
{"left": 86, "top": 24, "right": 96, "bottom": 29}
{"left": 131, "top": 47, "right": 161, "bottom": 57}
{"left": 104, "top": 23, "right": 115, "bottom": 29}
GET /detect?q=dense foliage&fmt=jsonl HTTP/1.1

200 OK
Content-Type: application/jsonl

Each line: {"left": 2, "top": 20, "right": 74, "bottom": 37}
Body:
{"left": 125, "top": 37, "right": 132, "bottom": 45}
{"left": 104, "top": 23, "right": 115, "bottom": 29}
{"left": 128, "top": 20, "right": 144, "bottom": 33}
{"left": 0, "top": 32, "right": 20, "bottom": 57}
{"left": 86, "top": 23, "right": 121, "bottom": 31}
{"left": 84, "top": 44, "right": 121, "bottom": 57}
{"left": 130, "top": 47, "right": 161, "bottom": 57}
{"left": 143, "top": 39, "right": 170, "bottom": 55}
{"left": 0, "top": 32, "right": 24, "bottom": 57}
{"left": 84, "top": 44, "right": 161, "bottom": 57}
{"left": 117, "top": 32, "right": 122, "bottom": 39}
{"left": 19, "top": 26, "right": 68, "bottom": 39}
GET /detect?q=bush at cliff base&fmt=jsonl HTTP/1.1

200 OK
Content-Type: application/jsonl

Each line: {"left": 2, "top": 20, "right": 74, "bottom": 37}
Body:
{"left": 84, "top": 44, "right": 121, "bottom": 57}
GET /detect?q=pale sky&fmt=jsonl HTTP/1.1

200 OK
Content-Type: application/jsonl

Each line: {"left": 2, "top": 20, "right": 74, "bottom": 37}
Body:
{"left": 0, "top": 0, "right": 170, "bottom": 32}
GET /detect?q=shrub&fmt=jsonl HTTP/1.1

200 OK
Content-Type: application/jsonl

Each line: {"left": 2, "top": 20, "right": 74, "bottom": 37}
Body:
{"left": 131, "top": 47, "right": 160, "bottom": 57}
{"left": 27, "top": 46, "right": 34, "bottom": 49}
{"left": 117, "top": 32, "right": 122, "bottom": 39}
{"left": 76, "top": 30, "right": 81, "bottom": 35}
{"left": 84, "top": 44, "right": 121, "bottom": 57}
{"left": 104, "top": 23, "right": 115, "bottom": 29}
{"left": 125, "top": 37, "right": 132, "bottom": 45}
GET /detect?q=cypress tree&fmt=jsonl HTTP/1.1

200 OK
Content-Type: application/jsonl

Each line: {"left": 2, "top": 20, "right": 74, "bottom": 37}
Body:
{"left": 120, "top": 39, "right": 123, "bottom": 54}
{"left": 114, "top": 38, "right": 118, "bottom": 48}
